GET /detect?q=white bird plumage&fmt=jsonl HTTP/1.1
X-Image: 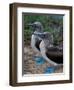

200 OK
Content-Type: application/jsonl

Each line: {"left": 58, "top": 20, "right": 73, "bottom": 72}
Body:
{"left": 28, "top": 21, "right": 43, "bottom": 54}
{"left": 29, "top": 21, "right": 63, "bottom": 66}
{"left": 31, "top": 34, "right": 41, "bottom": 53}
{"left": 39, "top": 40, "right": 58, "bottom": 65}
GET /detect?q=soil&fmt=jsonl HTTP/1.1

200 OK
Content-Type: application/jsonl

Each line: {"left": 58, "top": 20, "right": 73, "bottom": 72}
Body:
{"left": 23, "top": 45, "right": 63, "bottom": 74}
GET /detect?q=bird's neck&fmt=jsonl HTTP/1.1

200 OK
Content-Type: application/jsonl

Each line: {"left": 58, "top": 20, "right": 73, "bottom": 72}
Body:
{"left": 32, "top": 33, "right": 41, "bottom": 40}
{"left": 43, "top": 39, "right": 53, "bottom": 48}
{"left": 34, "top": 31, "right": 39, "bottom": 34}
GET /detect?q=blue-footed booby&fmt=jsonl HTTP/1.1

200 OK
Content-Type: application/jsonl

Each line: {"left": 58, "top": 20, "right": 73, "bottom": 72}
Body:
{"left": 35, "top": 32, "right": 63, "bottom": 65}
{"left": 28, "top": 21, "right": 44, "bottom": 53}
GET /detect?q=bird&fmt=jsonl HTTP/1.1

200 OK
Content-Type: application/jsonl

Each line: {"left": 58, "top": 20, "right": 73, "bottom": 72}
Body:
{"left": 35, "top": 32, "right": 63, "bottom": 66}
{"left": 28, "top": 21, "right": 44, "bottom": 54}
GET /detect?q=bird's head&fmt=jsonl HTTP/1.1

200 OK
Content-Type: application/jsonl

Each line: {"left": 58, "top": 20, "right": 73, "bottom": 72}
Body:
{"left": 28, "top": 21, "right": 44, "bottom": 33}
{"left": 34, "top": 32, "right": 53, "bottom": 45}
{"left": 34, "top": 32, "right": 52, "bottom": 39}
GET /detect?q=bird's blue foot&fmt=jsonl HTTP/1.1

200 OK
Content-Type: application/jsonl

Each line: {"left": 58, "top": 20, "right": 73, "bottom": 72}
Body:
{"left": 44, "top": 66, "right": 55, "bottom": 74}
{"left": 33, "top": 56, "right": 45, "bottom": 65}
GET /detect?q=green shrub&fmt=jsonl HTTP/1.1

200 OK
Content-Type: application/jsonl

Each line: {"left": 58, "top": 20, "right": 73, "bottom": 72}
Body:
{"left": 23, "top": 14, "right": 63, "bottom": 45}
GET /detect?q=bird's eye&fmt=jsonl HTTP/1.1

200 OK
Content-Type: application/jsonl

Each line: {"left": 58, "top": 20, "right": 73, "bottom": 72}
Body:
{"left": 44, "top": 35, "right": 45, "bottom": 37}
{"left": 41, "top": 34, "right": 45, "bottom": 38}
{"left": 43, "top": 34, "right": 45, "bottom": 38}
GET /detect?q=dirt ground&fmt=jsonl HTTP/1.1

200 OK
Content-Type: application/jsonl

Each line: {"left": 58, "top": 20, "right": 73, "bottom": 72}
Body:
{"left": 23, "top": 45, "right": 63, "bottom": 75}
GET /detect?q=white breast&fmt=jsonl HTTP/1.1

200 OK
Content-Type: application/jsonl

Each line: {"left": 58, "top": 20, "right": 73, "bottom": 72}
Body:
{"left": 40, "top": 41, "right": 57, "bottom": 65}
{"left": 31, "top": 34, "right": 40, "bottom": 53}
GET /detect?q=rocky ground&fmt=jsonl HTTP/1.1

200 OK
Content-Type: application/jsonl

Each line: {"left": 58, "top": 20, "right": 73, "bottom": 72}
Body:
{"left": 23, "top": 46, "right": 63, "bottom": 75}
